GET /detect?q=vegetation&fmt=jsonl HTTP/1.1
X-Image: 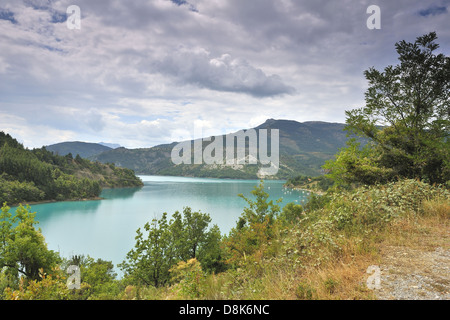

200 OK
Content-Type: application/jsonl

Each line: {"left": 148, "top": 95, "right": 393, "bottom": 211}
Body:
{"left": 0, "top": 32, "right": 448, "bottom": 301}
{"left": 0, "top": 131, "right": 143, "bottom": 206}
{"left": 0, "top": 204, "right": 61, "bottom": 282}
{"left": 324, "top": 32, "right": 449, "bottom": 187}
{"left": 118, "top": 207, "right": 225, "bottom": 287}
{"left": 285, "top": 175, "right": 335, "bottom": 193}
{"left": 90, "top": 121, "right": 355, "bottom": 179}
{"left": 1, "top": 178, "right": 447, "bottom": 300}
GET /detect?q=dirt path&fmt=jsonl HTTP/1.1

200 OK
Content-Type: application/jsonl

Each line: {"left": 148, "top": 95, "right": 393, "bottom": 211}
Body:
{"left": 373, "top": 245, "right": 449, "bottom": 300}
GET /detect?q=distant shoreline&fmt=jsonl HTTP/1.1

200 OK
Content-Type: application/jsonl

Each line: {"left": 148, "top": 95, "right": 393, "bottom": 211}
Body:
{"left": 283, "top": 183, "right": 324, "bottom": 196}
{"left": 8, "top": 185, "right": 145, "bottom": 208}
{"left": 9, "top": 196, "right": 104, "bottom": 208}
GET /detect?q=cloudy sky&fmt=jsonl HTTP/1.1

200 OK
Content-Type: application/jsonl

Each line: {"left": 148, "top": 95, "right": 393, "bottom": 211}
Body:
{"left": 0, "top": 0, "right": 449, "bottom": 149}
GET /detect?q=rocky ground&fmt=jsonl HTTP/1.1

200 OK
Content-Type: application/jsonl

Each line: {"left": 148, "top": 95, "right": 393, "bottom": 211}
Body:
{"left": 373, "top": 245, "right": 449, "bottom": 300}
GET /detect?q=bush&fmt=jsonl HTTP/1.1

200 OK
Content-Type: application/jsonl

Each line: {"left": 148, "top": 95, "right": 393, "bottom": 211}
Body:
{"left": 327, "top": 179, "right": 450, "bottom": 233}
{"left": 295, "top": 282, "right": 316, "bottom": 300}
{"left": 170, "top": 258, "right": 206, "bottom": 299}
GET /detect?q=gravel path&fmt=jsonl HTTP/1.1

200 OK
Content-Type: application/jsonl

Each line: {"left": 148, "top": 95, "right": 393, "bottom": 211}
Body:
{"left": 373, "top": 246, "right": 449, "bottom": 300}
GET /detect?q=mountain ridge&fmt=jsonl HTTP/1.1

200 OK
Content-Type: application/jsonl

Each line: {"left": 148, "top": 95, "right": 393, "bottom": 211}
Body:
{"left": 45, "top": 141, "right": 113, "bottom": 159}
{"left": 83, "top": 119, "right": 352, "bottom": 179}
{"left": 44, "top": 119, "right": 355, "bottom": 179}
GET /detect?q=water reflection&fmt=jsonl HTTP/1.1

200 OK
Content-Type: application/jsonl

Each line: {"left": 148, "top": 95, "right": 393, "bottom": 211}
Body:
{"left": 101, "top": 187, "right": 142, "bottom": 200}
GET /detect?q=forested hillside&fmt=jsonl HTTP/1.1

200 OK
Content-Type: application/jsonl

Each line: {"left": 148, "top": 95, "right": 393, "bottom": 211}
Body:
{"left": 0, "top": 132, "right": 143, "bottom": 206}
{"left": 90, "top": 120, "right": 355, "bottom": 179}
{"left": 45, "top": 141, "right": 113, "bottom": 159}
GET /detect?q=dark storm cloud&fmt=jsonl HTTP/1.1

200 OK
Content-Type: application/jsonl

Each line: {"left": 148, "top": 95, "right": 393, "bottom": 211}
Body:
{"left": 155, "top": 49, "right": 295, "bottom": 97}
{"left": 0, "top": 0, "right": 449, "bottom": 148}
{"left": 419, "top": 5, "right": 447, "bottom": 16}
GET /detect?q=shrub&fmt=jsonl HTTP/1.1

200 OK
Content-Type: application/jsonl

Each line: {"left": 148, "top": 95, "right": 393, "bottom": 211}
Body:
{"left": 327, "top": 179, "right": 450, "bottom": 233}
{"left": 170, "top": 258, "right": 206, "bottom": 299}
{"left": 295, "top": 282, "right": 316, "bottom": 300}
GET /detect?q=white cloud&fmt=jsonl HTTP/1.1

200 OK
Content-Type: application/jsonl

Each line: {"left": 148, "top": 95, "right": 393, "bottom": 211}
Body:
{"left": 0, "top": 0, "right": 449, "bottom": 149}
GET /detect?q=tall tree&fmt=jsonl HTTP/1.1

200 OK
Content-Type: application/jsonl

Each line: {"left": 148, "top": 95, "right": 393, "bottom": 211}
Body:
{"left": 182, "top": 207, "right": 211, "bottom": 259}
{"left": 225, "top": 181, "right": 282, "bottom": 265}
{"left": 120, "top": 208, "right": 222, "bottom": 287}
{"left": 326, "top": 32, "right": 449, "bottom": 186}
{"left": 0, "top": 204, "right": 60, "bottom": 283}
{"left": 119, "top": 213, "right": 173, "bottom": 287}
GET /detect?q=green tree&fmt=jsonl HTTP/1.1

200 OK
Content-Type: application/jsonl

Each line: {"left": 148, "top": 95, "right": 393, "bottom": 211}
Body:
{"left": 279, "top": 202, "right": 303, "bottom": 225}
{"left": 120, "top": 208, "right": 223, "bottom": 287}
{"left": 327, "top": 32, "right": 449, "bottom": 186}
{"left": 120, "top": 213, "right": 173, "bottom": 287}
{"left": 0, "top": 203, "right": 61, "bottom": 284}
{"left": 197, "top": 224, "right": 227, "bottom": 273}
{"left": 182, "top": 207, "right": 211, "bottom": 259}
{"left": 323, "top": 139, "right": 394, "bottom": 186}
{"left": 80, "top": 256, "right": 120, "bottom": 299}
{"left": 225, "top": 181, "right": 282, "bottom": 265}
{"left": 238, "top": 180, "right": 281, "bottom": 227}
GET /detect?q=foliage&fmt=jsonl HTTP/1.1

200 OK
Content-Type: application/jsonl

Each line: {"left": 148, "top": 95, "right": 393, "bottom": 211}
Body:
{"left": 119, "top": 212, "right": 173, "bottom": 287}
{"left": 326, "top": 32, "right": 450, "bottom": 186}
{"left": 1, "top": 177, "right": 448, "bottom": 300}
{"left": 67, "top": 255, "right": 121, "bottom": 299}
{"left": 323, "top": 139, "right": 394, "bottom": 187}
{"left": 332, "top": 179, "right": 444, "bottom": 261}
{"left": 224, "top": 181, "right": 282, "bottom": 266}
{"left": 303, "top": 193, "right": 331, "bottom": 212}
{"left": 285, "top": 175, "right": 335, "bottom": 192}
{"left": 4, "top": 268, "right": 73, "bottom": 300}
{"left": 326, "top": 179, "right": 450, "bottom": 233}
{"left": 3, "top": 252, "right": 125, "bottom": 300}
{"left": 170, "top": 258, "right": 206, "bottom": 299}
{"left": 0, "top": 131, "right": 143, "bottom": 205}
{"left": 238, "top": 181, "right": 282, "bottom": 226}
{"left": 278, "top": 202, "right": 304, "bottom": 225}
{"left": 196, "top": 224, "right": 227, "bottom": 274}
{"left": 0, "top": 204, "right": 61, "bottom": 284}
{"left": 0, "top": 174, "right": 45, "bottom": 205}
{"left": 119, "top": 207, "right": 224, "bottom": 287}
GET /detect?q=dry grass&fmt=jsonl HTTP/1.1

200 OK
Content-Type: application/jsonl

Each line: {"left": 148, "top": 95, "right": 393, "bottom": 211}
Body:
{"left": 129, "top": 187, "right": 449, "bottom": 301}
{"left": 256, "top": 195, "right": 449, "bottom": 300}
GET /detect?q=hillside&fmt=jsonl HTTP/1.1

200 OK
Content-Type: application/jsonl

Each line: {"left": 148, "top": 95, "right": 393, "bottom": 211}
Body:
{"left": 91, "top": 119, "right": 354, "bottom": 179}
{"left": 0, "top": 132, "right": 143, "bottom": 206}
{"left": 3, "top": 178, "right": 446, "bottom": 301}
{"left": 45, "top": 141, "right": 114, "bottom": 158}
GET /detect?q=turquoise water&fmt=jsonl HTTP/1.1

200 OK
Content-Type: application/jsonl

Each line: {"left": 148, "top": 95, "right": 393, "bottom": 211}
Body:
{"left": 12, "top": 176, "right": 311, "bottom": 273}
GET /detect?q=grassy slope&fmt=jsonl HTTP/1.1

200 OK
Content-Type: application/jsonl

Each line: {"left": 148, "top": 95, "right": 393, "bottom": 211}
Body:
{"left": 128, "top": 179, "right": 449, "bottom": 300}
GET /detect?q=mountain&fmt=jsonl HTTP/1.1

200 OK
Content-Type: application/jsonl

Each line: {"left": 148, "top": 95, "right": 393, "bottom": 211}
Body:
{"left": 45, "top": 141, "right": 113, "bottom": 159}
{"left": 90, "top": 119, "right": 352, "bottom": 179}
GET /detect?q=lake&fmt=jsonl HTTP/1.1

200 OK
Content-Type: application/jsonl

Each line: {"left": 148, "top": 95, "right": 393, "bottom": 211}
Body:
{"left": 12, "top": 175, "right": 310, "bottom": 275}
